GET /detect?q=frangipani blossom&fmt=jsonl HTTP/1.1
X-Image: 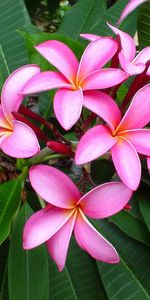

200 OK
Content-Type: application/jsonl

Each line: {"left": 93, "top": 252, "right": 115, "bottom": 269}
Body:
{"left": 75, "top": 84, "right": 150, "bottom": 191}
{"left": 0, "top": 66, "right": 40, "bottom": 158}
{"left": 21, "top": 39, "right": 128, "bottom": 130}
{"left": 23, "top": 165, "right": 133, "bottom": 271}
{"left": 108, "top": 24, "right": 150, "bottom": 76}
{"left": 81, "top": 24, "right": 150, "bottom": 76}
{"left": 117, "top": 0, "right": 148, "bottom": 25}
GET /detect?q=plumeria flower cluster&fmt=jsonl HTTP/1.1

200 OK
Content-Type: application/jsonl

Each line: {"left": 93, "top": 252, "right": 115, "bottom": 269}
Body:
{"left": 0, "top": 0, "right": 149, "bottom": 271}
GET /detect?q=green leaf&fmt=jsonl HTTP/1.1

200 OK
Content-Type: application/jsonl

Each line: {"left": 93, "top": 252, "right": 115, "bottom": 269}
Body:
{"left": 49, "top": 237, "right": 107, "bottom": 300}
{"left": 58, "top": 0, "right": 106, "bottom": 40}
{"left": 8, "top": 203, "right": 49, "bottom": 300}
{"left": 0, "top": 0, "right": 30, "bottom": 72}
{"left": 90, "top": 0, "right": 138, "bottom": 37}
{"left": 93, "top": 220, "right": 150, "bottom": 300}
{"left": 137, "top": 187, "right": 150, "bottom": 233}
{"left": 0, "top": 178, "right": 22, "bottom": 245}
{"left": 91, "top": 159, "right": 115, "bottom": 184}
{"left": 0, "top": 239, "right": 9, "bottom": 300}
{"left": 109, "top": 209, "right": 150, "bottom": 247}
{"left": 0, "top": 46, "right": 10, "bottom": 90}
{"left": 138, "top": 1, "right": 150, "bottom": 49}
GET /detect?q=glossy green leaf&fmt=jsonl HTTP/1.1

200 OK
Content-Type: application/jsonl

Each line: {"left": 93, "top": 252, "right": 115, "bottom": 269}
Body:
{"left": 58, "top": 0, "right": 106, "bottom": 40}
{"left": 8, "top": 203, "right": 49, "bottom": 300}
{"left": 91, "top": 159, "right": 115, "bottom": 184}
{"left": 138, "top": 1, "right": 150, "bottom": 49}
{"left": 90, "top": 0, "right": 138, "bottom": 37}
{"left": 93, "top": 220, "right": 150, "bottom": 300}
{"left": 49, "top": 237, "right": 107, "bottom": 300}
{"left": 0, "top": 46, "right": 10, "bottom": 90}
{"left": 0, "top": 0, "right": 30, "bottom": 72}
{"left": 0, "top": 178, "right": 22, "bottom": 245}
{"left": 0, "top": 239, "right": 9, "bottom": 300}
{"left": 137, "top": 187, "right": 150, "bottom": 233}
{"left": 109, "top": 209, "right": 150, "bottom": 247}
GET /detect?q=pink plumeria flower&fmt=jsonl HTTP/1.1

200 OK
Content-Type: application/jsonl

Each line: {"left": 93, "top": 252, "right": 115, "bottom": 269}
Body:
{"left": 81, "top": 24, "right": 150, "bottom": 76}
{"left": 108, "top": 23, "right": 150, "bottom": 76}
{"left": 75, "top": 84, "right": 150, "bottom": 191}
{"left": 117, "top": 0, "right": 148, "bottom": 25}
{"left": 21, "top": 39, "right": 128, "bottom": 130}
{"left": 23, "top": 165, "right": 133, "bottom": 271}
{"left": 0, "top": 66, "right": 40, "bottom": 158}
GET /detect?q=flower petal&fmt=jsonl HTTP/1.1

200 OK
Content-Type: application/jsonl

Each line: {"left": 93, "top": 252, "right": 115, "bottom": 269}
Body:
{"left": 119, "top": 51, "right": 145, "bottom": 75}
{"left": 108, "top": 23, "right": 136, "bottom": 61}
{"left": 35, "top": 41, "right": 78, "bottom": 84}
{"left": 75, "top": 125, "right": 117, "bottom": 165}
{"left": 117, "top": 84, "right": 150, "bottom": 131}
{"left": 80, "top": 33, "right": 100, "bottom": 42}
{"left": 74, "top": 210, "right": 119, "bottom": 264}
{"left": 77, "top": 37, "right": 118, "bottom": 81}
{"left": 0, "top": 135, "right": 8, "bottom": 147}
{"left": 54, "top": 88, "right": 83, "bottom": 130}
{"left": 21, "top": 71, "right": 72, "bottom": 95}
{"left": 1, "top": 65, "right": 40, "bottom": 122}
{"left": 29, "top": 165, "right": 80, "bottom": 208}
{"left": 47, "top": 212, "right": 76, "bottom": 271}
{"left": 81, "top": 68, "right": 128, "bottom": 90}
{"left": 1, "top": 120, "right": 40, "bottom": 158}
{"left": 117, "top": 0, "right": 148, "bottom": 25}
{"left": 147, "top": 157, "right": 150, "bottom": 170}
{"left": 79, "top": 182, "right": 133, "bottom": 219}
{"left": 111, "top": 137, "right": 141, "bottom": 190}
{"left": 23, "top": 207, "right": 74, "bottom": 249}
{"left": 83, "top": 91, "right": 121, "bottom": 131}
{"left": 121, "top": 129, "right": 150, "bottom": 155}
{"left": 133, "top": 46, "right": 150, "bottom": 64}
{"left": 0, "top": 105, "right": 11, "bottom": 129}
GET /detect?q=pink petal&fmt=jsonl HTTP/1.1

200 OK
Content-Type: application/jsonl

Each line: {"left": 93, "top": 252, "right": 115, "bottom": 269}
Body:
{"left": 35, "top": 41, "right": 78, "bottom": 84}
{"left": 80, "top": 33, "right": 101, "bottom": 42}
{"left": 111, "top": 137, "right": 141, "bottom": 190}
{"left": 47, "top": 212, "right": 76, "bottom": 271}
{"left": 77, "top": 37, "right": 118, "bottom": 81}
{"left": 133, "top": 47, "right": 150, "bottom": 64}
{"left": 117, "top": 84, "right": 150, "bottom": 131}
{"left": 119, "top": 51, "right": 145, "bottom": 75}
{"left": 81, "top": 68, "right": 128, "bottom": 90}
{"left": 0, "top": 135, "right": 9, "bottom": 147}
{"left": 147, "top": 157, "right": 150, "bottom": 170}
{"left": 29, "top": 165, "right": 80, "bottom": 209}
{"left": 54, "top": 88, "right": 83, "bottom": 130}
{"left": 74, "top": 210, "right": 119, "bottom": 264}
{"left": 121, "top": 129, "right": 150, "bottom": 155}
{"left": 117, "top": 0, "right": 148, "bottom": 25}
{"left": 75, "top": 125, "right": 117, "bottom": 165}
{"left": 1, "top": 65, "right": 40, "bottom": 122}
{"left": 0, "top": 105, "right": 11, "bottom": 129}
{"left": 1, "top": 120, "right": 40, "bottom": 158}
{"left": 83, "top": 91, "right": 121, "bottom": 131}
{"left": 78, "top": 182, "right": 133, "bottom": 219}
{"left": 21, "top": 71, "right": 72, "bottom": 95}
{"left": 23, "top": 207, "right": 74, "bottom": 249}
{"left": 108, "top": 23, "right": 136, "bottom": 61}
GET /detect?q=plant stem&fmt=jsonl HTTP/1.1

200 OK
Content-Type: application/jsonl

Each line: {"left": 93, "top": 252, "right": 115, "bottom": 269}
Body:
{"left": 27, "top": 147, "right": 53, "bottom": 165}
